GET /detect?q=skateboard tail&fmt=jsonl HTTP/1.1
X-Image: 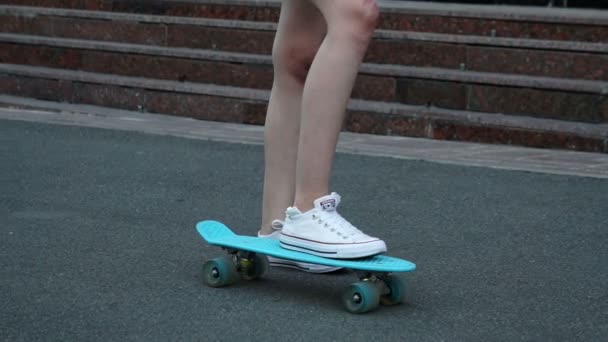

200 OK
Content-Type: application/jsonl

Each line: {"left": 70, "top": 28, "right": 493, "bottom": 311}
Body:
{"left": 196, "top": 220, "right": 237, "bottom": 244}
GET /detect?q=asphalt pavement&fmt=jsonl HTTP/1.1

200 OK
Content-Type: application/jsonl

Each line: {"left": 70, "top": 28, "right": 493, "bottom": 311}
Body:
{"left": 1, "top": 119, "right": 607, "bottom": 341}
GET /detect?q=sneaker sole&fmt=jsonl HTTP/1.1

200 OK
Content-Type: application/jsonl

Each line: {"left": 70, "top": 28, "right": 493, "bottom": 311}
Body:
{"left": 267, "top": 256, "right": 342, "bottom": 274}
{"left": 279, "top": 235, "right": 387, "bottom": 259}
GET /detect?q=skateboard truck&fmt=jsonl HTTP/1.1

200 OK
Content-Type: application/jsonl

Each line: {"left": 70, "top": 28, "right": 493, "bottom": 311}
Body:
{"left": 354, "top": 271, "right": 402, "bottom": 305}
{"left": 220, "top": 248, "right": 270, "bottom": 281}
{"left": 204, "top": 248, "right": 406, "bottom": 313}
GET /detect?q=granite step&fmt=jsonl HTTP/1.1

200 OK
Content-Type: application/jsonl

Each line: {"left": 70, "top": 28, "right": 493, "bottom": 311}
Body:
{"left": 3, "top": 0, "right": 607, "bottom": 42}
{"left": 1, "top": 5, "right": 606, "bottom": 81}
{"left": 1, "top": 33, "right": 606, "bottom": 123}
{"left": 1, "top": 63, "right": 606, "bottom": 152}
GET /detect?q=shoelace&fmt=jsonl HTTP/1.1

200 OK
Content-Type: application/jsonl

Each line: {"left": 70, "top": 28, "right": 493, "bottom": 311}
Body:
{"left": 315, "top": 211, "right": 363, "bottom": 238}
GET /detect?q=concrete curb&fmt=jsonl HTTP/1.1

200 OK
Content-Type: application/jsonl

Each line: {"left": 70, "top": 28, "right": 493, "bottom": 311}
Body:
{"left": 1, "top": 95, "right": 607, "bottom": 179}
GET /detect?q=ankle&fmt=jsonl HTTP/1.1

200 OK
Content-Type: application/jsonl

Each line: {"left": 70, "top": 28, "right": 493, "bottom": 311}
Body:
{"left": 293, "top": 192, "right": 327, "bottom": 213}
{"left": 292, "top": 201, "right": 314, "bottom": 213}
{"left": 259, "top": 223, "right": 275, "bottom": 236}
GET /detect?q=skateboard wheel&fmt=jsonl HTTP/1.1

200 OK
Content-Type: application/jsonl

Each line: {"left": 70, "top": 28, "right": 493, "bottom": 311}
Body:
{"left": 202, "top": 256, "right": 239, "bottom": 288}
{"left": 380, "top": 275, "right": 406, "bottom": 306}
{"left": 342, "top": 281, "right": 381, "bottom": 314}
{"left": 241, "top": 254, "right": 269, "bottom": 281}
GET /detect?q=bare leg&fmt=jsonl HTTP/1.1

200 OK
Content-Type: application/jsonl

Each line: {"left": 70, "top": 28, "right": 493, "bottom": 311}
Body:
{"left": 262, "top": 0, "right": 385, "bottom": 260}
{"left": 260, "top": 1, "right": 326, "bottom": 235}
{"left": 293, "top": 0, "right": 379, "bottom": 212}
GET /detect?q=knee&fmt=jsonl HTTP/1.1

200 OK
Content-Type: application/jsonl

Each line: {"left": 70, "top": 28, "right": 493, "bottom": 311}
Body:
{"left": 349, "top": 0, "right": 380, "bottom": 33}
{"left": 271, "top": 39, "right": 319, "bottom": 84}
{"left": 327, "top": 0, "right": 379, "bottom": 48}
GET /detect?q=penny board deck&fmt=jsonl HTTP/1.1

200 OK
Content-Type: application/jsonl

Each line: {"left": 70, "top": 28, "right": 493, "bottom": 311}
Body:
{"left": 197, "top": 220, "right": 416, "bottom": 273}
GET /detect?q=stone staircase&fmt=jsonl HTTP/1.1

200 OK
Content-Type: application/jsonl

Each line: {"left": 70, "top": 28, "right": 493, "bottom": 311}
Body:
{"left": 0, "top": 0, "right": 607, "bottom": 152}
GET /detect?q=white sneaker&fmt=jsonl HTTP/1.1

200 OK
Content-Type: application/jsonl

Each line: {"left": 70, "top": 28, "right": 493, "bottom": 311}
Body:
{"left": 258, "top": 220, "right": 342, "bottom": 273}
{"left": 280, "top": 192, "right": 387, "bottom": 259}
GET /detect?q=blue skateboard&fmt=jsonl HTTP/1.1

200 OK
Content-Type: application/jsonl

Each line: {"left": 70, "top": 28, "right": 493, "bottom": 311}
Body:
{"left": 196, "top": 220, "right": 416, "bottom": 313}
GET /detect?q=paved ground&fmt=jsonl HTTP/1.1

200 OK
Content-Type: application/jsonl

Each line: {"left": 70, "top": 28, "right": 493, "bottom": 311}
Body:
{"left": 1, "top": 110, "right": 607, "bottom": 341}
